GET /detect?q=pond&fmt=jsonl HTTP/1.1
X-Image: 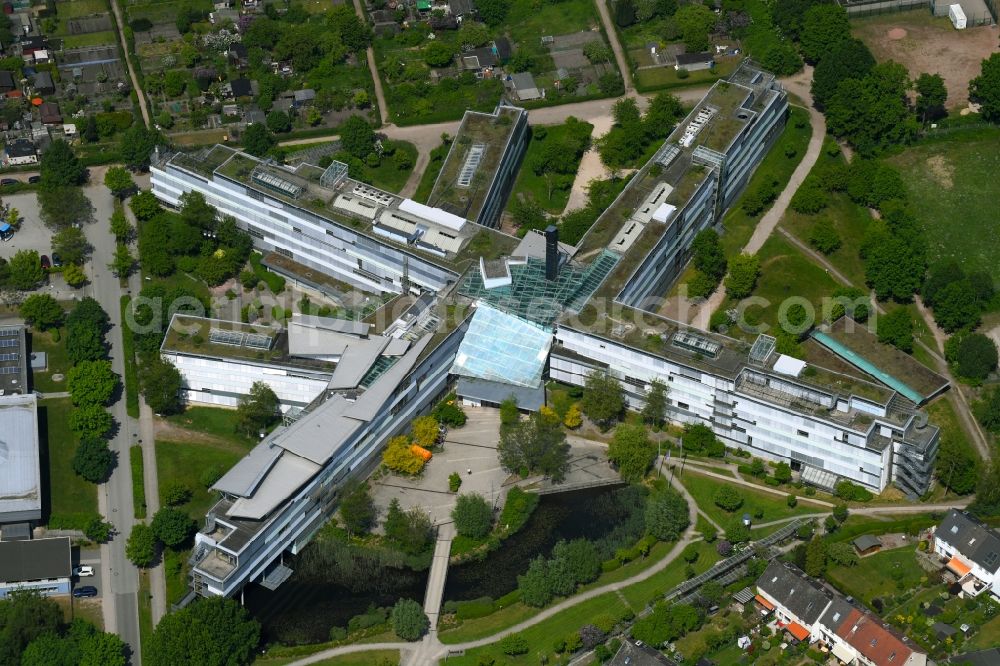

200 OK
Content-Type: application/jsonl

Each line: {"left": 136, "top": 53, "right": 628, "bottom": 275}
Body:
{"left": 247, "top": 483, "right": 640, "bottom": 645}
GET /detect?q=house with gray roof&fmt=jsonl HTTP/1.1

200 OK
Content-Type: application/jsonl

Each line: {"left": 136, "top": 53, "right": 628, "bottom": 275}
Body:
{"left": 932, "top": 509, "right": 1000, "bottom": 600}
{"left": 0, "top": 537, "right": 71, "bottom": 598}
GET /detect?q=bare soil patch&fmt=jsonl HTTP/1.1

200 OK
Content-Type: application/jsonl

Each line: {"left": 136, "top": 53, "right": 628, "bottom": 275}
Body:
{"left": 853, "top": 12, "right": 999, "bottom": 108}
{"left": 926, "top": 154, "right": 954, "bottom": 189}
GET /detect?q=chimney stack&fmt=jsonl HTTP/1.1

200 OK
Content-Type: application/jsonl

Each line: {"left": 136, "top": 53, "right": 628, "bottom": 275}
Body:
{"left": 545, "top": 225, "right": 559, "bottom": 281}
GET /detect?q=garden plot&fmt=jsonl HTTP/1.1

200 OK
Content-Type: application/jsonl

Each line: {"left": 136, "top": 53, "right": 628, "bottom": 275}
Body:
{"left": 64, "top": 15, "right": 114, "bottom": 34}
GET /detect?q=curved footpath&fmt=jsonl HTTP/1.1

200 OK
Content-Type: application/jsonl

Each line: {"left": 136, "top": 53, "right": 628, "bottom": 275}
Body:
{"left": 691, "top": 67, "right": 826, "bottom": 329}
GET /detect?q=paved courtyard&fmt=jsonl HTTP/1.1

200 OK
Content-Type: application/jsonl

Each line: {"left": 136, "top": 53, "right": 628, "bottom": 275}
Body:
{"left": 370, "top": 408, "right": 619, "bottom": 527}
{"left": 372, "top": 407, "right": 508, "bottom": 527}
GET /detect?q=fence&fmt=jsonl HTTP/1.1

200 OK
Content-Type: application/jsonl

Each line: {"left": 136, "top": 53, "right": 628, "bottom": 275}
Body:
{"left": 838, "top": 0, "right": 996, "bottom": 22}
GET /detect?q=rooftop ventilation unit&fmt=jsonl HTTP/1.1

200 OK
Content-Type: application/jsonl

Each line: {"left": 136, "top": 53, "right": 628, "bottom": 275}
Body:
{"left": 672, "top": 330, "right": 722, "bottom": 358}
{"left": 653, "top": 143, "right": 680, "bottom": 168}
{"left": 209, "top": 329, "right": 246, "bottom": 346}
{"left": 679, "top": 106, "right": 717, "bottom": 148}
{"left": 457, "top": 144, "right": 486, "bottom": 187}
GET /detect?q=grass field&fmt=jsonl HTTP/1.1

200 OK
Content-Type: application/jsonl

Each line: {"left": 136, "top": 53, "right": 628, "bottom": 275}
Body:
{"left": 724, "top": 233, "right": 843, "bottom": 340}
{"left": 40, "top": 398, "right": 98, "bottom": 528}
{"left": 678, "top": 468, "right": 816, "bottom": 529}
{"left": 826, "top": 547, "right": 924, "bottom": 604}
{"left": 28, "top": 328, "right": 71, "bottom": 393}
{"left": 161, "top": 406, "right": 252, "bottom": 447}
{"left": 57, "top": 0, "right": 109, "bottom": 18}
{"left": 438, "top": 540, "right": 714, "bottom": 644}
{"left": 155, "top": 436, "right": 251, "bottom": 603}
{"left": 780, "top": 145, "right": 871, "bottom": 288}
{"left": 62, "top": 31, "right": 117, "bottom": 49}
{"left": 156, "top": 438, "right": 250, "bottom": 520}
{"left": 506, "top": 120, "right": 594, "bottom": 215}
{"left": 445, "top": 541, "right": 719, "bottom": 664}
{"left": 886, "top": 128, "right": 1000, "bottom": 283}
{"left": 130, "top": 446, "right": 146, "bottom": 519}
{"left": 360, "top": 141, "right": 418, "bottom": 194}
{"left": 635, "top": 59, "right": 738, "bottom": 93}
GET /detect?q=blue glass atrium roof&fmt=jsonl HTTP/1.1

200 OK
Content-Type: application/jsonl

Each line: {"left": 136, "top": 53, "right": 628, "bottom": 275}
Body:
{"left": 450, "top": 303, "right": 553, "bottom": 388}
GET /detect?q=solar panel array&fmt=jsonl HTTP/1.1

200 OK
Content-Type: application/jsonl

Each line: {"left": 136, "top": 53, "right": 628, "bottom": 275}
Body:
{"left": 0, "top": 353, "right": 18, "bottom": 361}
{"left": 0, "top": 338, "right": 17, "bottom": 348}
{"left": 0, "top": 366, "right": 18, "bottom": 375}
{"left": 0, "top": 327, "right": 19, "bottom": 337}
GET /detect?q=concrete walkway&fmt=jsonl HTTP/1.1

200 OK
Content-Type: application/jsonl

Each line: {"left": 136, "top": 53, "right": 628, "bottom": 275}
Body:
{"left": 690, "top": 68, "right": 826, "bottom": 329}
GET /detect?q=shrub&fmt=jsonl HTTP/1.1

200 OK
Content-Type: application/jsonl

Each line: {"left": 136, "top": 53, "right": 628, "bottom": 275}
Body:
{"left": 500, "top": 633, "right": 529, "bottom": 655}
{"left": 433, "top": 394, "right": 467, "bottom": 426}
{"left": 452, "top": 493, "right": 493, "bottom": 539}
{"left": 448, "top": 471, "right": 462, "bottom": 492}
{"left": 391, "top": 598, "right": 429, "bottom": 640}
{"left": 713, "top": 485, "right": 743, "bottom": 512}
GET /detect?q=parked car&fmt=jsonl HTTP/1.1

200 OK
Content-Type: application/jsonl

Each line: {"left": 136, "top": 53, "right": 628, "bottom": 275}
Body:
{"left": 0, "top": 178, "right": 18, "bottom": 186}
{"left": 72, "top": 586, "right": 98, "bottom": 598}
{"left": 27, "top": 175, "right": 40, "bottom": 184}
{"left": 73, "top": 565, "right": 94, "bottom": 577}
{"left": 40, "top": 255, "right": 51, "bottom": 270}
{"left": 52, "top": 252, "right": 62, "bottom": 268}
{"left": 0, "top": 226, "right": 12, "bottom": 242}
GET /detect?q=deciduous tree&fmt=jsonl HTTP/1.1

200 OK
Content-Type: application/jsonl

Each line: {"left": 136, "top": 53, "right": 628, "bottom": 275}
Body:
{"left": 8, "top": 250, "right": 45, "bottom": 290}
{"left": 236, "top": 381, "right": 280, "bottom": 436}
{"left": 52, "top": 227, "right": 90, "bottom": 265}
{"left": 915, "top": 72, "right": 947, "bottom": 123}
{"left": 104, "top": 167, "right": 135, "bottom": 198}
{"left": 72, "top": 436, "right": 115, "bottom": 483}
{"left": 581, "top": 370, "right": 625, "bottom": 429}
{"left": 970, "top": 52, "right": 1000, "bottom": 122}
{"left": 139, "top": 356, "right": 184, "bottom": 415}
{"left": 339, "top": 483, "right": 377, "bottom": 535}
{"left": 452, "top": 493, "right": 492, "bottom": 539}
{"left": 242, "top": 122, "right": 275, "bottom": 157}
{"left": 67, "top": 360, "right": 119, "bottom": 406}
{"left": 390, "top": 598, "right": 429, "bottom": 641}
{"left": 19, "top": 294, "right": 63, "bottom": 330}
{"left": 40, "top": 139, "right": 86, "bottom": 186}
{"left": 607, "top": 423, "right": 656, "bottom": 482}
{"left": 713, "top": 485, "right": 743, "bottom": 512}
{"left": 151, "top": 507, "right": 195, "bottom": 547}
{"left": 147, "top": 597, "right": 260, "bottom": 666}
{"left": 126, "top": 523, "right": 157, "bottom": 567}
{"left": 724, "top": 253, "right": 760, "bottom": 299}
{"left": 645, "top": 489, "right": 690, "bottom": 541}
{"left": 498, "top": 410, "right": 571, "bottom": 481}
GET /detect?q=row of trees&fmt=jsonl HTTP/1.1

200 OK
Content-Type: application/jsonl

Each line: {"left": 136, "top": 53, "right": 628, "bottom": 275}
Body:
{"left": 125, "top": 506, "right": 197, "bottom": 568}
{"left": 0, "top": 591, "right": 126, "bottom": 666}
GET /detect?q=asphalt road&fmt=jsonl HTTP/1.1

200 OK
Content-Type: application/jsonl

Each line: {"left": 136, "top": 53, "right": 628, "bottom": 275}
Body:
{"left": 80, "top": 180, "right": 143, "bottom": 662}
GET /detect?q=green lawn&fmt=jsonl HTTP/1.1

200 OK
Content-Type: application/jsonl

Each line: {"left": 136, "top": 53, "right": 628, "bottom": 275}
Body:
{"left": 439, "top": 540, "right": 717, "bottom": 645}
{"left": 121, "top": 296, "right": 140, "bottom": 418}
{"left": 886, "top": 127, "right": 1000, "bottom": 283}
{"left": 57, "top": 0, "right": 109, "bottom": 18}
{"left": 718, "top": 106, "right": 813, "bottom": 258}
{"left": 138, "top": 570, "right": 154, "bottom": 665}
{"left": 161, "top": 406, "right": 253, "bottom": 447}
{"left": 40, "top": 398, "right": 98, "bottom": 529}
{"left": 722, "top": 233, "right": 843, "bottom": 341}
{"left": 359, "top": 141, "right": 418, "bottom": 194}
{"left": 28, "top": 328, "right": 71, "bottom": 393}
{"left": 130, "top": 446, "right": 147, "bottom": 519}
{"left": 155, "top": 436, "right": 251, "bottom": 603}
{"left": 677, "top": 468, "right": 817, "bottom": 530}
{"left": 968, "top": 613, "right": 1000, "bottom": 650}
{"left": 414, "top": 140, "right": 449, "bottom": 204}
{"left": 635, "top": 60, "right": 739, "bottom": 93}
{"left": 506, "top": 120, "right": 594, "bottom": 215}
{"left": 826, "top": 548, "right": 924, "bottom": 604}
{"left": 62, "top": 31, "right": 117, "bottom": 48}
{"left": 155, "top": 438, "right": 250, "bottom": 520}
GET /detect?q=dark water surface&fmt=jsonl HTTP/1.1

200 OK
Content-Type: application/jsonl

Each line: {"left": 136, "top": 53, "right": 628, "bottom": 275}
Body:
{"left": 247, "top": 484, "right": 626, "bottom": 644}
